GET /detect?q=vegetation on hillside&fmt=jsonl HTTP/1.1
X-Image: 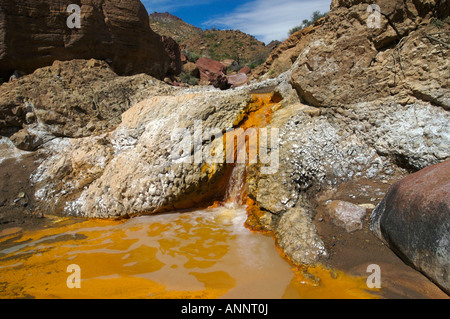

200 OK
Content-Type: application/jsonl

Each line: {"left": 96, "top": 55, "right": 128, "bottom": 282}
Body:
{"left": 289, "top": 11, "right": 327, "bottom": 35}
{"left": 149, "top": 13, "right": 271, "bottom": 70}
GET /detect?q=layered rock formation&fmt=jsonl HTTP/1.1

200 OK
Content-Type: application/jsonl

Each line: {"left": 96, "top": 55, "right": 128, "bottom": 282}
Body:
{"left": 29, "top": 81, "right": 292, "bottom": 218}
{"left": 245, "top": 0, "right": 449, "bottom": 268}
{"left": 0, "top": 0, "right": 171, "bottom": 79}
{"left": 255, "top": 0, "right": 449, "bottom": 112}
{"left": 0, "top": 59, "right": 176, "bottom": 150}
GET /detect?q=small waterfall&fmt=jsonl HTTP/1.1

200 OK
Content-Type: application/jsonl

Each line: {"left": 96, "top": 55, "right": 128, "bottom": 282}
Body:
{"left": 221, "top": 92, "right": 281, "bottom": 209}
{"left": 224, "top": 163, "right": 247, "bottom": 208}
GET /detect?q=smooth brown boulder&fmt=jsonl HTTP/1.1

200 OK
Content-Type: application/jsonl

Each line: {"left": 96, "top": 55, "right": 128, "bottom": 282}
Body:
{"left": 371, "top": 160, "right": 450, "bottom": 294}
{"left": 0, "top": 0, "right": 171, "bottom": 80}
{"left": 196, "top": 57, "right": 229, "bottom": 90}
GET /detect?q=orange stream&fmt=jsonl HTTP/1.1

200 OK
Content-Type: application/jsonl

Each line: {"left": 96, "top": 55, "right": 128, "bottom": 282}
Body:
{"left": 0, "top": 94, "right": 378, "bottom": 299}
{"left": 0, "top": 209, "right": 376, "bottom": 299}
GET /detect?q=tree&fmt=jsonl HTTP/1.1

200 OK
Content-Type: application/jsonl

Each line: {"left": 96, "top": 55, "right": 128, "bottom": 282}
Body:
{"left": 288, "top": 11, "right": 327, "bottom": 36}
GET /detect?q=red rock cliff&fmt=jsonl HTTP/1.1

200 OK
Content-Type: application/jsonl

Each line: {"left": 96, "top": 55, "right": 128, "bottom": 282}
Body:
{"left": 0, "top": 0, "right": 171, "bottom": 79}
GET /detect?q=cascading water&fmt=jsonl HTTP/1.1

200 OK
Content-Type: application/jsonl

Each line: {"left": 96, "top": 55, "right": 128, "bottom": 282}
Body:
{"left": 0, "top": 93, "right": 376, "bottom": 299}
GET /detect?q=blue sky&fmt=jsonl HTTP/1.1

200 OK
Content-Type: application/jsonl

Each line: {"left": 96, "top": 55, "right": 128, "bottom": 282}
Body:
{"left": 142, "top": 0, "right": 332, "bottom": 44}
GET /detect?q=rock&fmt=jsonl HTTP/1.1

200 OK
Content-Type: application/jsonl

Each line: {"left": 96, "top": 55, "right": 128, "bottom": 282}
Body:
{"left": 0, "top": 0, "right": 171, "bottom": 80}
{"left": 161, "top": 36, "right": 182, "bottom": 76}
{"left": 180, "top": 53, "right": 188, "bottom": 64}
{"left": 221, "top": 59, "right": 238, "bottom": 69}
{"left": 31, "top": 88, "right": 255, "bottom": 218}
{"left": 242, "top": 0, "right": 449, "bottom": 273}
{"left": 227, "top": 73, "right": 248, "bottom": 88}
{"left": 266, "top": 40, "right": 281, "bottom": 51}
{"left": 8, "top": 70, "right": 25, "bottom": 82}
{"left": 324, "top": 200, "right": 368, "bottom": 233}
{"left": 0, "top": 59, "right": 176, "bottom": 141}
{"left": 9, "top": 129, "right": 43, "bottom": 151}
{"left": 182, "top": 62, "right": 200, "bottom": 78}
{"left": 359, "top": 203, "right": 376, "bottom": 212}
{"left": 29, "top": 73, "right": 301, "bottom": 219}
{"left": 196, "top": 57, "right": 229, "bottom": 90}
{"left": 252, "top": 22, "right": 321, "bottom": 80}
{"left": 239, "top": 66, "right": 251, "bottom": 75}
{"left": 274, "top": 207, "right": 327, "bottom": 266}
{"left": 371, "top": 160, "right": 450, "bottom": 294}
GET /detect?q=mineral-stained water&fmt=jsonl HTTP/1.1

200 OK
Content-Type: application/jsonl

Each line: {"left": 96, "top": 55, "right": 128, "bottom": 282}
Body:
{"left": 0, "top": 93, "right": 375, "bottom": 299}
{"left": 0, "top": 204, "right": 374, "bottom": 299}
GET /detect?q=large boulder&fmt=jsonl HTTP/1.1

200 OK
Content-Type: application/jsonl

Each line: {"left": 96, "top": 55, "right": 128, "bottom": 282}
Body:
{"left": 254, "top": 0, "right": 449, "bottom": 110}
{"left": 227, "top": 73, "right": 248, "bottom": 88}
{"left": 196, "top": 57, "right": 229, "bottom": 90}
{"left": 31, "top": 88, "right": 250, "bottom": 218}
{"left": 245, "top": 0, "right": 450, "bottom": 268}
{"left": 0, "top": 0, "right": 171, "bottom": 79}
{"left": 290, "top": 0, "right": 449, "bottom": 109}
{"left": 371, "top": 160, "right": 450, "bottom": 294}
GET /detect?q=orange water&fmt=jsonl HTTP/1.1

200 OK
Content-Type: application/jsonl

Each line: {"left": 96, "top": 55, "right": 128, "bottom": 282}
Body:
{"left": 0, "top": 93, "right": 378, "bottom": 299}
{"left": 0, "top": 206, "right": 377, "bottom": 299}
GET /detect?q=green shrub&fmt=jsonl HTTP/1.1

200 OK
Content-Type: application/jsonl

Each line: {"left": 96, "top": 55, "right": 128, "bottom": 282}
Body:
{"left": 289, "top": 11, "right": 327, "bottom": 36}
{"left": 180, "top": 72, "right": 198, "bottom": 86}
{"left": 184, "top": 51, "right": 200, "bottom": 63}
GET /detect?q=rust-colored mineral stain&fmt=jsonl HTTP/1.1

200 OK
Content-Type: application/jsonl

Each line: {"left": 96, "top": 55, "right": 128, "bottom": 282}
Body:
{"left": 0, "top": 93, "right": 377, "bottom": 299}
{"left": 283, "top": 266, "right": 379, "bottom": 299}
{"left": 220, "top": 92, "right": 282, "bottom": 207}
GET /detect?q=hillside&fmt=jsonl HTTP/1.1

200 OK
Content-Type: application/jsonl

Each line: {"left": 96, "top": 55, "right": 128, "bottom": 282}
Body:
{"left": 149, "top": 12, "right": 271, "bottom": 68}
{"left": 149, "top": 12, "right": 203, "bottom": 43}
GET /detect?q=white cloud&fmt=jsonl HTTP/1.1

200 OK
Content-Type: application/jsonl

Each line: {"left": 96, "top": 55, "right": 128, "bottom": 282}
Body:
{"left": 204, "top": 0, "right": 332, "bottom": 44}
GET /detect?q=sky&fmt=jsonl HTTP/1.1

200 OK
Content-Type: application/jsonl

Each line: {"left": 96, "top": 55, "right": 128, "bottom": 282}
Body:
{"left": 142, "top": 0, "right": 332, "bottom": 44}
